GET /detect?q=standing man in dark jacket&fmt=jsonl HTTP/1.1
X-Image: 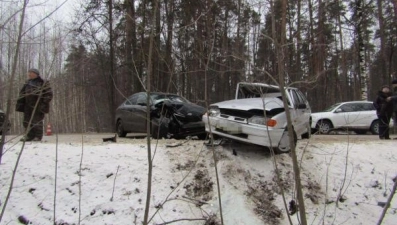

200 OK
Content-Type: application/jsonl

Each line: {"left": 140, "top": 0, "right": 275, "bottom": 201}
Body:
{"left": 391, "top": 79, "right": 397, "bottom": 133}
{"left": 16, "top": 68, "right": 53, "bottom": 141}
{"left": 373, "top": 85, "right": 393, "bottom": 139}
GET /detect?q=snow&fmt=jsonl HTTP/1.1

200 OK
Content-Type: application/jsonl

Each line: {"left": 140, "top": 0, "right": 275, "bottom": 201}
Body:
{"left": 0, "top": 134, "right": 396, "bottom": 225}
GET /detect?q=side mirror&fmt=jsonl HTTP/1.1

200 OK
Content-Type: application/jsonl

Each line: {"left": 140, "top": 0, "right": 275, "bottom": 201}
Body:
{"left": 335, "top": 108, "right": 342, "bottom": 113}
{"left": 297, "top": 103, "right": 306, "bottom": 109}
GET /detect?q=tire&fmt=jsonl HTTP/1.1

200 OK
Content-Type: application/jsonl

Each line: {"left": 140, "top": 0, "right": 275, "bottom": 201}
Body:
{"left": 197, "top": 133, "right": 207, "bottom": 140}
{"left": 151, "top": 118, "right": 168, "bottom": 139}
{"left": 301, "top": 122, "right": 311, "bottom": 139}
{"left": 116, "top": 120, "right": 127, "bottom": 137}
{"left": 370, "top": 120, "right": 379, "bottom": 135}
{"left": 354, "top": 130, "right": 367, "bottom": 135}
{"left": 207, "top": 132, "right": 221, "bottom": 140}
{"left": 275, "top": 129, "right": 297, "bottom": 154}
{"left": 316, "top": 120, "right": 333, "bottom": 134}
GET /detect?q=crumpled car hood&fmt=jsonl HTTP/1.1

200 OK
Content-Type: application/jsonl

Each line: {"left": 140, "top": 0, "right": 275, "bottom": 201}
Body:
{"left": 211, "top": 97, "right": 284, "bottom": 111}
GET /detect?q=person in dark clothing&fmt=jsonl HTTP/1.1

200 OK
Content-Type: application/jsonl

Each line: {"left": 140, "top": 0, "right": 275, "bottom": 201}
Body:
{"left": 391, "top": 79, "right": 397, "bottom": 131}
{"left": 16, "top": 68, "right": 53, "bottom": 141}
{"left": 373, "top": 85, "right": 393, "bottom": 139}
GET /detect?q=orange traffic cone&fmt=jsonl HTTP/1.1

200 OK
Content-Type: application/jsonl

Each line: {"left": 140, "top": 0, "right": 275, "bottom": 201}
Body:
{"left": 46, "top": 123, "right": 52, "bottom": 136}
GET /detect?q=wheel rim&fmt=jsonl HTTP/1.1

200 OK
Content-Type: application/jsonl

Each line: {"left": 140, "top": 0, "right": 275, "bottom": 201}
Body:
{"left": 278, "top": 130, "right": 293, "bottom": 152}
{"left": 373, "top": 122, "right": 379, "bottom": 134}
{"left": 117, "top": 122, "right": 123, "bottom": 135}
{"left": 318, "top": 122, "right": 331, "bottom": 134}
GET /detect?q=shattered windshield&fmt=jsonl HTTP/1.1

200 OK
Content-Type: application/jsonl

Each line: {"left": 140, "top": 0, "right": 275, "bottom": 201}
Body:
{"left": 150, "top": 94, "right": 189, "bottom": 104}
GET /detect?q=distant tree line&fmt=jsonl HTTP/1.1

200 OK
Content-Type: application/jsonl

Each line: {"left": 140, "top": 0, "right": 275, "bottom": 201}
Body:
{"left": 2, "top": 0, "right": 397, "bottom": 133}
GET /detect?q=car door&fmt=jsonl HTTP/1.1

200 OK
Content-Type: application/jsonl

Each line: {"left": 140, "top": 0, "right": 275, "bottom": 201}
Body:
{"left": 331, "top": 103, "right": 355, "bottom": 128}
{"left": 132, "top": 93, "right": 149, "bottom": 133}
{"left": 337, "top": 102, "right": 373, "bottom": 129}
{"left": 354, "top": 102, "right": 377, "bottom": 129}
{"left": 287, "top": 89, "right": 310, "bottom": 135}
{"left": 296, "top": 89, "right": 311, "bottom": 134}
{"left": 120, "top": 94, "right": 139, "bottom": 131}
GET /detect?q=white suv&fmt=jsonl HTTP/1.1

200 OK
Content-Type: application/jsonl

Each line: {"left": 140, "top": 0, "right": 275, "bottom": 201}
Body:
{"left": 311, "top": 101, "right": 380, "bottom": 135}
{"left": 202, "top": 82, "right": 312, "bottom": 153}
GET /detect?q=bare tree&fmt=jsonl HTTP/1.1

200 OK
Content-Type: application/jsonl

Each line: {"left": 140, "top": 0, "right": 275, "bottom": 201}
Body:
{"left": 271, "top": 0, "right": 307, "bottom": 224}
{"left": 0, "top": 0, "right": 28, "bottom": 164}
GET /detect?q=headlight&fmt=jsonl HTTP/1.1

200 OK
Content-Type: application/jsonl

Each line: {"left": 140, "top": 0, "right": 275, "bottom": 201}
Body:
{"left": 248, "top": 116, "right": 277, "bottom": 127}
{"left": 248, "top": 116, "right": 267, "bottom": 125}
{"left": 208, "top": 107, "right": 220, "bottom": 117}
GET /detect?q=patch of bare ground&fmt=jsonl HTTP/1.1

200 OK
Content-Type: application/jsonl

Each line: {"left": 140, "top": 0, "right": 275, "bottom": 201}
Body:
{"left": 303, "top": 178, "right": 322, "bottom": 204}
{"left": 220, "top": 159, "right": 285, "bottom": 224}
{"left": 175, "top": 159, "right": 195, "bottom": 171}
{"left": 245, "top": 178, "right": 283, "bottom": 225}
{"left": 184, "top": 167, "right": 214, "bottom": 202}
{"left": 204, "top": 214, "right": 221, "bottom": 225}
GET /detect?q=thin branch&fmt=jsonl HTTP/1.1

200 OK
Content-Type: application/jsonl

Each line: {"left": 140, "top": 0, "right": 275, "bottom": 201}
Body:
{"left": 110, "top": 165, "right": 120, "bottom": 201}
{"left": 376, "top": 176, "right": 397, "bottom": 225}
{"left": 156, "top": 218, "right": 206, "bottom": 225}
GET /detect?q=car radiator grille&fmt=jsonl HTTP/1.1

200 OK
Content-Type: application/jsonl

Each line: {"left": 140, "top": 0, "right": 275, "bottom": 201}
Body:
{"left": 219, "top": 109, "right": 264, "bottom": 119}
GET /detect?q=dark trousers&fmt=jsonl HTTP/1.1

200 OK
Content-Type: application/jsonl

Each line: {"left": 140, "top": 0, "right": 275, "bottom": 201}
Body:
{"left": 23, "top": 111, "right": 45, "bottom": 139}
{"left": 378, "top": 114, "right": 391, "bottom": 139}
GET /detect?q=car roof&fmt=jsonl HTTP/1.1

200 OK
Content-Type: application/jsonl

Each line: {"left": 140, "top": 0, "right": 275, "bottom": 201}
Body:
{"left": 237, "top": 82, "right": 299, "bottom": 90}
{"left": 338, "top": 101, "right": 373, "bottom": 104}
{"left": 135, "top": 92, "right": 180, "bottom": 96}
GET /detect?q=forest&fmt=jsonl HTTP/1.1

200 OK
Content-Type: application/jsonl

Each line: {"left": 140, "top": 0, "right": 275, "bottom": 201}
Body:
{"left": 1, "top": 0, "right": 397, "bottom": 134}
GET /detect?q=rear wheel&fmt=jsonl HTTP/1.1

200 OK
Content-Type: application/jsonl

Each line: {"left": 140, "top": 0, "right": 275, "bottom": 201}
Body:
{"left": 275, "top": 129, "right": 297, "bottom": 154}
{"left": 316, "top": 120, "right": 333, "bottom": 134}
{"left": 197, "top": 133, "right": 207, "bottom": 140}
{"left": 370, "top": 120, "right": 379, "bottom": 135}
{"left": 354, "top": 130, "right": 367, "bottom": 135}
{"left": 116, "top": 120, "right": 127, "bottom": 137}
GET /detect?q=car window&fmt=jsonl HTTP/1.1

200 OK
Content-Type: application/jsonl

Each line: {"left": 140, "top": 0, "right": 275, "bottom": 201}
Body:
{"left": 289, "top": 89, "right": 302, "bottom": 107}
{"left": 361, "top": 103, "right": 375, "bottom": 111}
{"left": 150, "top": 93, "right": 189, "bottom": 103}
{"left": 339, "top": 103, "right": 354, "bottom": 112}
{"left": 167, "top": 95, "right": 189, "bottom": 103}
{"left": 325, "top": 103, "right": 341, "bottom": 112}
{"left": 125, "top": 94, "right": 139, "bottom": 105}
{"left": 136, "top": 94, "right": 147, "bottom": 105}
{"left": 296, "top": 90, "right": 308, "bottom": 104}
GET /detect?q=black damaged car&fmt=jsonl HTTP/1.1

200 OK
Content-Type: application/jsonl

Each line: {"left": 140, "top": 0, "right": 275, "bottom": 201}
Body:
{"left": 115, "top": 92, "right": 206, "bottom": 139}
{"left": 0, "top": 109, "right": 11, "bottom": 135}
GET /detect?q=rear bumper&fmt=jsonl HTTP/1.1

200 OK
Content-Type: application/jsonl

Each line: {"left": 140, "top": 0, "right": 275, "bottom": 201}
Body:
{"left": 203, "top": 115, "right": 284, "bottom": 147}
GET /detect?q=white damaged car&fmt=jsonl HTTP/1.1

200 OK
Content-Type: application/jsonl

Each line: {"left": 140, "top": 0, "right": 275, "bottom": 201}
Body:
{"left": 202, "top": 82, "right": 312, "bottom": 153}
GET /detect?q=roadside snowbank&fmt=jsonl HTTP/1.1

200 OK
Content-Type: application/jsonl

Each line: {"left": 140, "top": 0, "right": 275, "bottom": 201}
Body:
{"left": 0, "top": 134, "right": 396, "bottom": 224}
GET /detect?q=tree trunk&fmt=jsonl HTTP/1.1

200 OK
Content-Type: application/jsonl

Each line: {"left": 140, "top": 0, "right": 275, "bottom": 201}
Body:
{"left": 0, "top": 0, "right": 28, "bottom": 164}
{"left": 108, "top": 0, "right": 116, "bottom": 122}
{"left": 272, "top": 0, "right": 307, "bottom": 224}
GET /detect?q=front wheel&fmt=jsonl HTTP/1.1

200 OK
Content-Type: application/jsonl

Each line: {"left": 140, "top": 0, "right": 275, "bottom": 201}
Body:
{"left": 151, "top": 118, "right": 168, "bottom": 139}
{"left": 197, "top": 133, "right": 208, "bottom": 140}
{"left": 316, "top": 120, "right": 333, "bottom": 134}
{"left": 370, "top": 120, "right": 379, "bottom": 135}
{"left": 116, "top": 120, "right": 127, "bottom": 137}
{"left": 274, "top": 129, "right": 297, "bottom": 154}
{"left": 354, "top": 130, "right": 367, "bottom": 135}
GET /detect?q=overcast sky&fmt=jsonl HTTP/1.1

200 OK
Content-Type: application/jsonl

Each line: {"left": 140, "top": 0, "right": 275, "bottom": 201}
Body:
{"left": 24, "top": 0, "right": 78, "bottom": 24}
